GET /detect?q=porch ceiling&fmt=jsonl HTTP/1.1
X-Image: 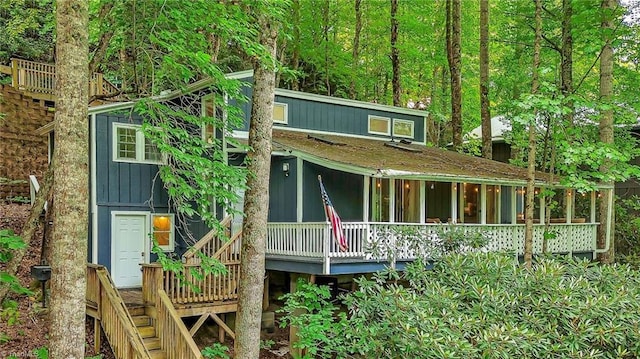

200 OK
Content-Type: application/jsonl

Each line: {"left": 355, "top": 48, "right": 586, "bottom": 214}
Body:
{"left": 272, "top": 130, "right": 556, "bottom": 186}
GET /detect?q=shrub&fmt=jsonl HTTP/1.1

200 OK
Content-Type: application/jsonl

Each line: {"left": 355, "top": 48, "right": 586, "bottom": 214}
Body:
{"left": 281, "top": 253, "right": 640, "bottom": 358}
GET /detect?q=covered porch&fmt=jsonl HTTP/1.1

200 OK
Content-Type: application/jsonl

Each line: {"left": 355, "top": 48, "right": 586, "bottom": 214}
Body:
{"left": 263, "top": 131, "right": 610, "bottom": 274}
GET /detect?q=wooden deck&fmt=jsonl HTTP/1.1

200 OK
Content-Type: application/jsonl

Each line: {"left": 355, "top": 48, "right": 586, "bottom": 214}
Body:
{"left": 86, "top": 218, "right": 240, "bottom": 359}
{"left": 2, "top": 58, "right": 119, "bottom": 103}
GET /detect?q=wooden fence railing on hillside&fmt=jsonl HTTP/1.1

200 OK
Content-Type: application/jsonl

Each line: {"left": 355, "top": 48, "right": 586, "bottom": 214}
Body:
{"left": 86, "top": 264, "right": 152, "bottom": 359}
{"left": 6, "top": 58, "right": 119, "bottom": 102}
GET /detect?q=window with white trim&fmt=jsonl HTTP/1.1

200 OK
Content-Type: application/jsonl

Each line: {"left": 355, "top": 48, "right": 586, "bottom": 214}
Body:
{"left": 273, "top": 102, "right": 288, "bottom": 124}
{"left": 113, "top": 123, "right": 162, "bottom": 164}
{"left": 368, "top": 115, "right": 391, "bottom": 136}
{"left": 151, "top": 213, "right": 175, "bottom": 251}
{"left": 392, "top": 119, "right": 415, "bottom": 139}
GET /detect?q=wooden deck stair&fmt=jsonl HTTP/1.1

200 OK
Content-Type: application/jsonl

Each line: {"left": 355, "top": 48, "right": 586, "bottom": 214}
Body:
{"left": 87, "top": 217, "right": 242, "bottom": 359}
{"left": 129, "top": 307, "right": 166, "bottom": 359}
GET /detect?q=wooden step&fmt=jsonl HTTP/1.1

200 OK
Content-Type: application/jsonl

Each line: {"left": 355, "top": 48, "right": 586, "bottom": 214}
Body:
{"left": 132, "top": 315, "right": 151, "bottom": 327}
{"left": 128, "top": 306, "right": 146, "bottom": 316}
{"left": 149, "top": 349, "right": 167, "bottom": 359}
{"left": 137, "top": 325, "right": 156, "bottom": 338}
{"left": 143, "top": 337, "right": 161, "bottom": 350}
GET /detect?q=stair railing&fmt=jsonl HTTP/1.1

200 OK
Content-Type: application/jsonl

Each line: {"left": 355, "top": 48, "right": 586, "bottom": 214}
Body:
{"left": 156, "top": 289, "right": 203, "bottom": 359}
{"left": 86, "top": 264, "right": 152, "bottom": 359}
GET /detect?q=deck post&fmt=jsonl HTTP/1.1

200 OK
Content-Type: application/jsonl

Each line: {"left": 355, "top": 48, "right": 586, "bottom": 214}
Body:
{"left": 93, "top": 317, "right": 101, "bottom": 353}
{"left": 10, "top": 59, "right": 19, "bottom": 88}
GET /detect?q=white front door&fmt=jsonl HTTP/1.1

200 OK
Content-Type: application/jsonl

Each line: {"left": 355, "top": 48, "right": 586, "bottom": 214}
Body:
{"left": 111, "top": 213, "right": 148, "bottom": 288}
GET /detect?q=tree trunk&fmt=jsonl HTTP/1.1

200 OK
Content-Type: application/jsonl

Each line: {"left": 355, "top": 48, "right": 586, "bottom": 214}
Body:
{"left": 234, "top": 10, "right": 280, "bottom": 359}
{"left": 291, "top": 0, "right": 301, "bottom": 91}
{"left": 49, "top": 0, "right": 89, "bottom": 357}
{"left": 390, "top": 0, "right": 401, "bottom": 106}
{"left": 480, "top": 0, "right": 492, "bottom": 159}
{"left": 448, "top": 0, "right": 463, "bottom": 150}
{"left": 0, "top": 169, "right": 53, "bottom": 304}
{"left": 322, "top": 0, "right": 331, "bottom": 96}
{"left": 350, "top": 0, "right": 362, "bottom": 100}
{"left": 524, "top": 0, "right": 542, "bottom": 269}
{"left": 598, "top": 0, "right": 616, "bottom": 263}
{"left": 561, "top": 0, "right": 574, "bottom": 124}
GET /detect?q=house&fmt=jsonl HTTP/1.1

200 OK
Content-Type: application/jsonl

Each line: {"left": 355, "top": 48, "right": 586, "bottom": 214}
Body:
{"left": 35, "top": 71, "right": 609, "bottom": 358}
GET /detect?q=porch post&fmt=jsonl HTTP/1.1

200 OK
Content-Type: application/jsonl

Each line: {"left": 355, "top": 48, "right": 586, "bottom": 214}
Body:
{"left": 451, "top": 182, "right": 458, "bottom": 223}
{"left": 480, "top": 184, "right": 487, "bottom": 224}
{"left": 363, "top": 176, "right": 370, "bottom": 222}
{"left": 296, "top": 157, "right": 303, "bottom": 222}
{"left": 389, "top": 179, "right": 396, "bottom": 223}
{"left": 419, "top": 181, "right": 426, "bottom": 224}
{"left": 322, "top": 225, "right": 330, "bottom": 274}
{"left": 590, "top": 191, "right": 597, "bottom": 223}
{"left": 511, "top": 186, "right": 517, "bottom": 224}
{"left": 539, "top": 189, "right": 545, "bottom": 224}
{"left": 566, "top": 190, "right": 572, "bottom": 224}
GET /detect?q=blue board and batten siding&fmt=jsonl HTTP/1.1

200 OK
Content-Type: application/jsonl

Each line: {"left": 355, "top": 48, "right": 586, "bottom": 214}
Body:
{"left": 93, "top": 113, "right": 205, "bottom": 270}
{"left": 234, "top": 79, "right": 426, "bottom": 143}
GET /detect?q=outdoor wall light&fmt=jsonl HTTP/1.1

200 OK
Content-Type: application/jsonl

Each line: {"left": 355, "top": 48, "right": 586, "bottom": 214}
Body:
{"left": 282, "top": 162, "right": 290, "bottom": 176}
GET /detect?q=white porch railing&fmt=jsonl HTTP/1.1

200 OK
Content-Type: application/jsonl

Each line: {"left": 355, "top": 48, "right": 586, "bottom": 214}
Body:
{"left": 266, "top": 222, "right": 598, "bottom": 273}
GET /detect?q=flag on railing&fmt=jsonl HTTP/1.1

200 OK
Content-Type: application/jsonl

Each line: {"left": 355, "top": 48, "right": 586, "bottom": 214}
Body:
{"left": 318, "top": 175, "right": 348, "bottom": 252}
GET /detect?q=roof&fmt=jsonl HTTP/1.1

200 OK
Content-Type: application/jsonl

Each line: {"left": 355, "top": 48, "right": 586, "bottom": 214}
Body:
{"left": 272, "top": 130, "right": 555, "bottom": 186}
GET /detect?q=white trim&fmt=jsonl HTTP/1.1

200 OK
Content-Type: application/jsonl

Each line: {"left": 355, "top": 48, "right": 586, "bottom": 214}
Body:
{"left": 273, "top": 102, "right": 289, "bottom": 124}
{"left": 392, "top": 118, "right": 415, "bottom": 139}
{"left": 511, "top": 186, "right": 517, "bottom": 224}
{"left": 296, "top": 157, "right": 303, "bottom": 222}
{"left": 590, "top": 191, "right": 596, "bottom": 223}
{"left": 112, "top": 122, "right": 164, "bottom": 165}
{"left": 367, "top": 115, "right": 391, "bottom": 136}
{"left": 91, "top": 114, "right": 98, "bottom": 264}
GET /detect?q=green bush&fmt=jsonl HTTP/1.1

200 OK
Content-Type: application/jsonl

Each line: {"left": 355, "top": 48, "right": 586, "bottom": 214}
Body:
{"left": 281, "top": 253, "right": 640, "bottom": 358}
{"left": 615, "top": 195, "right": 640, "bottom": 267}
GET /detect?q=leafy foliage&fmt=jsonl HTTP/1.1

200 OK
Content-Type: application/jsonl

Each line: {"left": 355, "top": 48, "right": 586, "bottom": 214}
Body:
{"left": 202, "top": 343, "right": 230, "bottom": 359}
{"left": 282, "top": 253, "right": 640, "bottom": 358}
{"left": 615, "top": 195, "right": 640, "bottom": 267}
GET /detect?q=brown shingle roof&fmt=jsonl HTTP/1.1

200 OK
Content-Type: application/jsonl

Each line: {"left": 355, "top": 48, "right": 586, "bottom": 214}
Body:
{"left": 272, "top": 130, "right": 555, "bottom": 186}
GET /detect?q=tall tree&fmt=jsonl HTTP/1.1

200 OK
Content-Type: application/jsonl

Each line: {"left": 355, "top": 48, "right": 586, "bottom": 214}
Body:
{"left": 390, "top": 0, "right": 401, "bottom": 106}
{"left": 235, "top": 4, "right": 282, "bottom": 358}
{"left": 447, "top": 0, "right": 463, "bottom": 149}
{"left": 350, "top": 0, "right": 362, "bottom": 99}
{"left": 598, "top": 0, "right": 615, "bottom": 263}
{"left": 524, "top": 0, "right": 542, "bottom": 269}
{"left": 561, "top": 0, "right": 574, "bottom": 124}
{"left": 480, "top": 0, "right": 491, "bottom": 159}
{"left": 49, "top": 0, "right": 89, "bottom": 357}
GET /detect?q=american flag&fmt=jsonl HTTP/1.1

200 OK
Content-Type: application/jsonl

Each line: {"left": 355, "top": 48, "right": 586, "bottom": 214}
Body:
{"left": 318, "top": 175, "right": 348, "bottom": 252}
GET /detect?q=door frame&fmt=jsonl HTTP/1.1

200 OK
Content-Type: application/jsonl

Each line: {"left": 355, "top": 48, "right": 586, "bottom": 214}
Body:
{"left": 110, "top": 211, "right": 151, "bottom": 287}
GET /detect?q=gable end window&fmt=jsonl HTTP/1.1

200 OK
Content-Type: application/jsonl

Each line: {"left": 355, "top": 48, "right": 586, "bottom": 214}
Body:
{"left": 392, "top": 119, "right": 415, "bottom": 139}
{"left": 273, "top": 102, "right": 288, "bottom": 124}
{"left": 113, "top": 123, "right": 162, "bottom": 164}
{"left": 368, "top": 115, "right": 391, "bottom": 136}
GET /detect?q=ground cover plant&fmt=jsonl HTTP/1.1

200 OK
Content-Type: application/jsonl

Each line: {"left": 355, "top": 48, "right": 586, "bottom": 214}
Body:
{"left": 281, "top": 252, "right": 640, "bottom": 358}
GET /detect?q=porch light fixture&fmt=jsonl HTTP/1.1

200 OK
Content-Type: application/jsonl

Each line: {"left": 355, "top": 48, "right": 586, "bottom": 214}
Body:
{"left": 430, "top": 182, "right": 434, "bottom": 190}
{"left": 282, "top": 162, "right": 290, "bottom": 176}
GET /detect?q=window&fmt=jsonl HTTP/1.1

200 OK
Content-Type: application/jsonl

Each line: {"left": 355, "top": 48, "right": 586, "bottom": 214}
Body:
{"left": 113, "top": 123, "right": 162, "bottom": 164}
{"left": 202, "top": 95, "right": 222, "bottom": 146}
{"left": 152, "top": 214, "right": 174, "bottom": 251}
{"left": 368, "top": 115, "right": 391, "bottom": 136}
{"left": 393, "top": 119, "right": 415, "bottom": 139}
{"left": 273, "top": 102, "right": 288, "bottom": 124}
